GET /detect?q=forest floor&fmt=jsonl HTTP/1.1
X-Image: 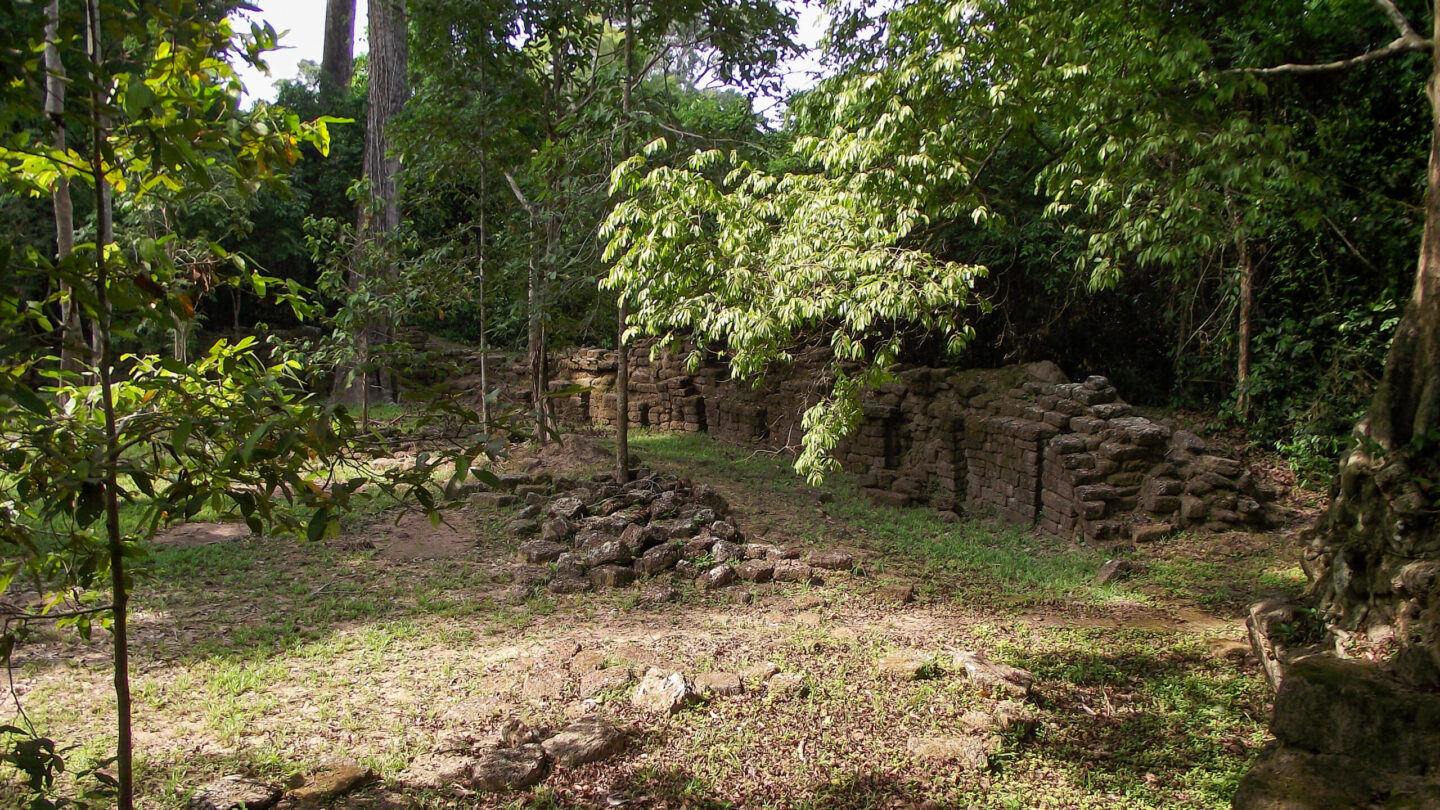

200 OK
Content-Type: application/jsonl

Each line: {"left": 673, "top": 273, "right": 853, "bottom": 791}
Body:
{"left": 1, "top": 428, "right": 1320, "bottom": 810}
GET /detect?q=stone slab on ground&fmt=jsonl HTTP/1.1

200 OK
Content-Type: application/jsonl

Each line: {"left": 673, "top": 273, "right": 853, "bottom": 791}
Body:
{"left": 1095, "top": 558, "right": 1145, "bottom": 585}
{"left": 1231, "top": 747, "right": 1439, "bottom": 810}
{"left": 548, "top": 575, "right": 592, "bottom": 595}
{"left": 877, "top": 582, "right": 916, "bottom": 605}
{"left": 578, "top": 666, "right": 634, "bottom": 698}
{"left": 701, "top": 564, "right": 737, "bottom": 590}
{"left": 906, "top": 735, "right": 996, "bottom": 771}
{"left": 735, "top": 559, "right": 774, "bottom": 582}
{"left": 470, "top": 745, "right": 551, "bottom": 792}
{"left": 766, "top": 672, "right": 808, "bottom": 699}
{"left": 189, "top": 776, "right": 282, "bottom": 810}
{"left": 694, "top": 671, "right": 744, "bottom": 696}
{"left": 588, "top": 564, "right": 636, "bottom": 588}
{"left": 878, "top": 650, "right": 934, "bottom": 681}
{"left": 740, "top": 661, "right": 780, "bottom": 684}
{"left": 773, "top": 560, "right": 819, "bottom": 584}
{"left": 541, "top": 718, "right": 628, "bottom": 767}
{"left": 1268, "top": 655, "right": 1440, "bottom": 775}
{"left": 288, "top": 762, "right": 372, "bottom": 805}
{"left": 520, "top": 670, "right": 567, "bottom": 701}
{"left": 397, "top": 754, "right": 471, "bottom": 792}
{"left": 807, "top": 550, "right": 855, "bottom": 571}
{"left": 570, "top": 650, "right": 607, "bottom": 672}
{"left": 517, "top": 540, "right": 566, "bottom": 564}
{"left": 506, "top": 519, "right": 541, "bottom": 538}
{"left": 639, "top": 584, "right": 680, "bottom": 604}
{"left": 469, "top": 492, "right": 517, "bottom": 509}
{"left": 952, "top": 650, "right": 1034, "bottom": 699}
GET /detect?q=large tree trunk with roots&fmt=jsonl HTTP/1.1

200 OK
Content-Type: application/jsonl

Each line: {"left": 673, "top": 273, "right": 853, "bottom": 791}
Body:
{"left": 320, "top": 0, "right": 355, "bottom": 99}
{"left": 1303, "top": 4, "right": 1440, "bottom": 685}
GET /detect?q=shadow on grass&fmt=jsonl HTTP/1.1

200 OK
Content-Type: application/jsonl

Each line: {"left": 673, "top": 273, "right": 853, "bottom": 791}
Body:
{"left": 1004, "top": 637, "right": 1269, "bottom": 805}
{"left": 329, "top": 763, "right": 944, "bottom": 809}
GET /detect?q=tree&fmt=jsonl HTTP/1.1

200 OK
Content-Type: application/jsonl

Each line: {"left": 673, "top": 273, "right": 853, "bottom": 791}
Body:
{"left": 0, "top": 3, "right": 479, "bottom": 807}
{"left": 397, "top": 0, "right": 796, "bottom": 447}
{"left": 606, "top": 0, "right": 1440, "bottom": 677}
{"left": 336, "top": 0, "right": 407, "bottom": 410}
{"left": 320, "top": 0, "right": 356, "bottom": 99}
{"left": 1264, "top": 0, "right": 1440, "bottom": 682}
{"left": 42, "top": 0, "right": 82, "bottom": 376}
{"left": 364, "top": 0, "right": 406, "bottom": 244}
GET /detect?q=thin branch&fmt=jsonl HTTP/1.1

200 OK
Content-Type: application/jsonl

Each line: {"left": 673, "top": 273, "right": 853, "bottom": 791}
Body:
{"left": 647, "top": 116, "right": 780, "bottom": 158}
{"left": 3, "top": 604, "right": 115, "bottom": 622}
{"left": 502, "top": 172, "right": 536, "bottom": 216}
{"left": 1323, "top": 214, "right": 1382, "bottom": 273}
{"left": 1371, "top": 0, "right": 1420, "bottom": 39}
{"left": 1233, "top": 33, "right": 1430, "bottom": 76}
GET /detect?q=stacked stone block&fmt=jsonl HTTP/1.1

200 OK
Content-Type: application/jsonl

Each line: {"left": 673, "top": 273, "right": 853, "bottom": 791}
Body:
{"left": 464, "top": 344, "right": 1278, "bottom": 542}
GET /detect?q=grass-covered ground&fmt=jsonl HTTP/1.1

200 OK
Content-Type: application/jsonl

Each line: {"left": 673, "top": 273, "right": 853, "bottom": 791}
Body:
{"left": 1, "top": 430, "right": 1309, "bottom": 809}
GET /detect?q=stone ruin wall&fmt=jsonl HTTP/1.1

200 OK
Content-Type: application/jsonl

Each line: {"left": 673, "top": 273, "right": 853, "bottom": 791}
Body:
{"left": 484, "top": 344, "right": 1279, "bottom": 544}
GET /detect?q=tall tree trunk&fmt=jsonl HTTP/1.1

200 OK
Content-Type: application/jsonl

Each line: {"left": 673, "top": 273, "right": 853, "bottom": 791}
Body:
{"left": 526, "top": 44, "right": 566, "bottom": 446}
{"left": 44, "top": 0, "right": 82, "bottom": 377}
{"left": 529, "top": 207, "right": 547, "bottom": 443}
{"left": 614, "top": 0, "right": 634, "bottom": 482}
{"left": 84, "top": 4, "right": 131, "bottom": 807}
{"left": 502, "top": 170, "right": 547, "bottom": 442}
{"left": 339, "top": 0, "right": 406, "bottom": 408}
{"left": 368, "top": 0, "right": 405, "bottom": 404}
{"left": 1305, "top": 1, "right": 1440, "bottom": 685}
{"left": 477, "top": 59, "right": 490, "bottom": 431}
{"left": 478, "top": 233, "right": 489, "bottom": 430}
{"left": 320, "top": 0, "right": 355, "bottom": 99}
{"left": 1237, "top": 237, "right": 1255, "bottom": 421}
{"left": 365, "top": 0, "right": 406, "bottom": 260}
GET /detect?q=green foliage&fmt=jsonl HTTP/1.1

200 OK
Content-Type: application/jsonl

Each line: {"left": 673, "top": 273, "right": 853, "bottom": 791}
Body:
{"left": 604, "top": 0, "right": 1429, "bottom": 478}
{"left": 604, "top": 141, "right": 984, "bottom": 479}
{"left": 0, "top": 1, "right": 493, "bottom": 805}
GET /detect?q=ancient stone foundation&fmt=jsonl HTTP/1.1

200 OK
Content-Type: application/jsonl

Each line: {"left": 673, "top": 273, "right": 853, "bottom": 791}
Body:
{"left": 1232, "top": 655, "right": 1440, "bottom": 808}
{"left": 477, "top": 345, "right": 1279, "bottom": 543}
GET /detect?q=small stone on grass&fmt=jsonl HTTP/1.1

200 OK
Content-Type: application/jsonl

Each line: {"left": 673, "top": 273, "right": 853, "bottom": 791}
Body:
{"left": 878, "top": 650, "right": 935, "bottom": 681}
{"left": 631, "top": 670, "right": 700, "bottom": 714}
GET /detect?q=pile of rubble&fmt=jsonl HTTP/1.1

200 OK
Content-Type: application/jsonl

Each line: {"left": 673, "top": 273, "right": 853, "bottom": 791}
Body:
{"left": 472, "top": 470, "right": 856, "bottom": 599}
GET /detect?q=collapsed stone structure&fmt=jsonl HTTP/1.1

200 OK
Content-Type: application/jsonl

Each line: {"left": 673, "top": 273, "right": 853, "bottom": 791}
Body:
{"left": 478, "top": 468, "right": 847, "bottom": 599}
{"left": 474, "top": 344, "right": 1279, "bottom": 543}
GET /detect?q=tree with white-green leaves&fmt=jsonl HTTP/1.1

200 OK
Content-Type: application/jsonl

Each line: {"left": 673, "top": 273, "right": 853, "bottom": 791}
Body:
{"left": 607, "top": 0, "right": 1292, "bottom": 478}
{"left": 603, "top": 139, "right": 987, "bottom": 480}
{"left": 604, "top": 0, "right": 1440, "bottom": 677}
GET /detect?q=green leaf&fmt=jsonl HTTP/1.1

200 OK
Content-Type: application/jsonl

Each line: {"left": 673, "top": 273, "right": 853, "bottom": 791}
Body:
{"left": 129, "top": 469, "right": 154, "bottom": 497}
{"left": 8, "top": 385, "right": 48, "bottom": 417}
{"left": 306, "top": 507, "right": 330, "bottom": 543}
{"left": 75, "top": 482, "right": 104, "bottom": 527}
{"left": 124, "top": 79, "right": 156, "bottom": 118}
{"left": 471, "top": 469, "right": 502, "bottom": 488}
{"left": 172, "top": 419, "right": 192, "bottom": 454}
